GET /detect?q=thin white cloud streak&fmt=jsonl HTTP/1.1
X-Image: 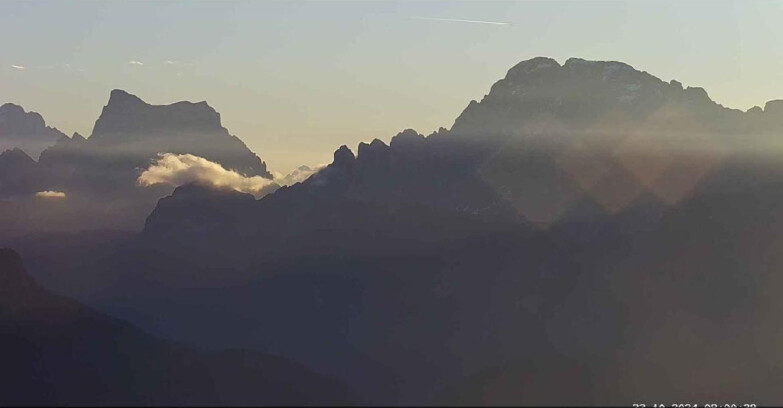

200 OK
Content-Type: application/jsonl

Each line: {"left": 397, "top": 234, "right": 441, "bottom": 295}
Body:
{"left": 35, "top": 190, "right": 66, "bottom": 198}
{"left": 410, "top": 16, "right": 512, "bottom": 26}
{"left": 138, "top": 153, "right": 277, "bottom": 196}
{"left": 11, "top": 65, "right": 26, "bottom": 70}
{"left": 128, "top": 60, "right": 144, "bottom": 66}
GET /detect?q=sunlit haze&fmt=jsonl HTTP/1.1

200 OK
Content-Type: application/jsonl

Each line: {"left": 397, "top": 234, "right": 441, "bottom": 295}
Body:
{"left": 2, "top": 1, "right": 783, "bottom": 172}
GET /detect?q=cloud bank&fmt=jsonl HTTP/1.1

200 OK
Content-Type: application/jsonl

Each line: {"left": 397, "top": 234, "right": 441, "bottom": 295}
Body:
{"left": 36, "top": 190, "right": 66, "bottom": 198}
{"left": 138, "top": 153, "right": 277, "bottom": 196}
{"left": 138, "top": 153, "right": 327, "bottom": 197}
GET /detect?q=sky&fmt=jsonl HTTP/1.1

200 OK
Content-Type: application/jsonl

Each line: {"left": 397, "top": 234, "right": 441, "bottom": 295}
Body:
{"left": 2, "top": 0, "right": 783, "bottom": 173}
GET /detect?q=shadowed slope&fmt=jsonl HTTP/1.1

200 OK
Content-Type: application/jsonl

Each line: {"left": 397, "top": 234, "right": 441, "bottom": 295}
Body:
{"left": 0, "top": 248, "right": 355, "bottom": 406}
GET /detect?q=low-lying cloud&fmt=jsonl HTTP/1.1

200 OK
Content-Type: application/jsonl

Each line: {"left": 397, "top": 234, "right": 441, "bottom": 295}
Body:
{"left": 138, "top": 153, "right": 327, "bottom": 197}
{"left": 35, "top": 190, "right": 66, "bottom": 199}
{"left": 138, "top": 153, "right": 277, "bottom": 196}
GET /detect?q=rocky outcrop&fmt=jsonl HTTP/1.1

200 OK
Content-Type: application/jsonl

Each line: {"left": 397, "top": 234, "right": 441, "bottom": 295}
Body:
{"left": 0, "top": 148, "right": 42, "bottom": 197}
{"left": 0, "top": 103, "right": 65, "bottom": 159}
{"left": 73, "top": 89, "right": 271, "bottom": 178}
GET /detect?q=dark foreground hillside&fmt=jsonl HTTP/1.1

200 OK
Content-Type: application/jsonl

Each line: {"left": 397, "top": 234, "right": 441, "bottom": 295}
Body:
{"left": 0, "top": 248, "right": 355, "bottom": 406}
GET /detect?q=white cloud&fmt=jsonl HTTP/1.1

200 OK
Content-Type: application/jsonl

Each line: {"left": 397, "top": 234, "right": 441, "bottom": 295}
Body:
{"left": 35, "top": 190, "right": 66, "bottom": 199}
{"left": 11, "top": 65, "right": 25, "bottom": 70}
{"left": 138, "top": 153, "right": 277, "bottom": 196}
{"left": 128, "top": 60, "right": 144, "bottom": 66}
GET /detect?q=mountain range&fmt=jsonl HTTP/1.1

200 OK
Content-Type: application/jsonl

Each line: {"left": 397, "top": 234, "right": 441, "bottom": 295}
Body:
{"left": 0, "top": 103, "right": 65, "bottom": 160}
{"left": 4, "top": 57, "right": 783, "bottom": 404}
{"left": 0, "top": 89, "right": 276, "bottom": 238}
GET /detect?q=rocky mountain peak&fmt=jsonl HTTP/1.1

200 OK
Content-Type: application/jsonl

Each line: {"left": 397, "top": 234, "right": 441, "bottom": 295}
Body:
{"left": 0, "top": 103, "right": 65, "bottom": 159}
{"left": 450, "top": 56, "right": 730, "bottom": 138}
{"left": 333, "top": 145, "right": 356, "bottom": 169}
{"left": 93, "top": 89, "right": 222, "bottom": 138}
{"left": 764, "top": 100, "right": 783, "bottom": 115}
{"left": 505, "top": 57, "right": 560, "bottom": 79}
{"left": 0, "top": 147, "right": 35, "bottom": 164}
{"left": 390, "top": 129, "right": 425, "bottom": 148}
{"left": 106, "top": 89, "right": 146, "bottom": 108}
{"left": 357, "top": 139, "right": 390, "bottom": 165}
{"left": 0, "top": 103, "right": 28, "bottom": 117}
{"left": 0, "top": 103, "right": 50, "bottom": 135}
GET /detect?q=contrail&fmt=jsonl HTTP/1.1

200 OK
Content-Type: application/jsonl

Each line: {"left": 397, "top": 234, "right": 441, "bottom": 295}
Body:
{"left": 411, "top": 16, "right": 512, "bottom": 26}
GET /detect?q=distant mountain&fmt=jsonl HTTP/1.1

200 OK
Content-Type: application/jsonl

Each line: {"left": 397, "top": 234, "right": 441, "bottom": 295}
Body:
{"left": 90, "top": 89, "right": 270, "bottom": 178}
{"left": 0, "top": 90, "right": 274, "bottom": 238}
{"left": 0, "top": 248, "right": 354, "bottom": 405}
{"left": 0, "top": 103, "right": 65, "bottom": 159}
{"left": 161, "top": 57, "right": 783, "bottom": 233}
{"left": 0, "top": 148, "right": 43, "bottom": 198}
{"left": 39, "top": 89, "right": 271, "bottom": 194}
{"left": 96, "top": 57, "right": 783, "bottom": 403}
{"left": 11, "top": 57, "right": 783, "bottom": 404}
{"left": 144, "top": 56, "right": 783, "bottom": 246}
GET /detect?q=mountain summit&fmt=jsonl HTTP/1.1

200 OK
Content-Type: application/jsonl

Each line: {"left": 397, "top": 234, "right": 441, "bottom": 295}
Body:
{"left": 86, "top": 89, "right": 271, "bottom": 178}
{"left": 0, "top": 90, "right": 275, "bottom": 236}
{"left": 0, "top": 103, "right": 65, "bottom": 159}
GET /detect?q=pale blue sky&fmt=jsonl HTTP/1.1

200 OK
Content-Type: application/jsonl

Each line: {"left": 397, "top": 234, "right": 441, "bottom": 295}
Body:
{"left": 2, "top": 0, "right": 783, "bottom": 172}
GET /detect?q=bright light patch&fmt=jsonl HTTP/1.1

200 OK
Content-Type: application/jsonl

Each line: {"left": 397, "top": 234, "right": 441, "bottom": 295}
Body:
{"left": 138, "top": 153, "right": 277, "bottom": 196}
{"left": 35, "top": 190, "right": 66, "bottom": 199}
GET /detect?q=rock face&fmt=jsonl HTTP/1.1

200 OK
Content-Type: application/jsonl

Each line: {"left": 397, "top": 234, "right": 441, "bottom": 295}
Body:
{"left": 449, "top": 56, "right": 743, "bottom": 140}
{"left": 85, "top": 89, "right": 270, "bottom": 178}
{"left": 0, "top": 248, "right": 355, "bottom": 406}
{"left": 39, "top": 89, "right": 271, "bottom": 195}
{"left": 0, "top": 103, "right": 65, "bottom": 159}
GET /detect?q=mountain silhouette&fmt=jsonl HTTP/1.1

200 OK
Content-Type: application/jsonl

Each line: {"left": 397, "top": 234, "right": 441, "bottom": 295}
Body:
{"left": 0, "top": 90, "right": 275, "bottom": 238}
{"left": 0, "top": 248, "right": 355, "bottom": 405}
{"left": 0, "top": 103, "right": 65, "bottom": 159}
{"left": 7, "top": 57, "right": 783, "bottom": 404}
{"left": 39, "top": 89, "right": 271, "bottom": 193}
{"left": 18, "top": 57, "right": 771, "bottom": 404}
{"left": 0, "top": 148, "right": 43, "bottom": 198}
{"left": 143, "top": 56, "right": 783, "bottom": 246}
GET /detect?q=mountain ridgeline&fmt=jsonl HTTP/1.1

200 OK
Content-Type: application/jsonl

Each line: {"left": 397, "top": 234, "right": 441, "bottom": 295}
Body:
{"left": 0, "top": 90, "right": 273, "bottom": 237}
{"left": 0, "top": 103, "right": 66, "bottom": 160}
{"left": 128, "top": 57, "right": 783, "bottom": 403}
{"left": 5, "top": 57, "right": 783, "bottom": 405}
{"left": 143, "top": 56, "right": 783, "bottom": 247}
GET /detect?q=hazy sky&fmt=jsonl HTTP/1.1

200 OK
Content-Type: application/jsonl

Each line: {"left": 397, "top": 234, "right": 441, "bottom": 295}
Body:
{"left": 2, "top": 0, "right": 783, "bottom": 172}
